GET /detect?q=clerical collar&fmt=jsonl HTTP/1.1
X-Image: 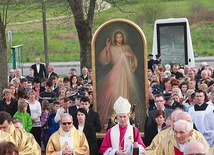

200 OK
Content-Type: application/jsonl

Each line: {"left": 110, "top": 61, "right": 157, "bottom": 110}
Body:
{"left": 197, "top": 102, "right": 204, "bottom": 106}
{"left": 195, "top": 102, "right": 208, "bottom": 111}
{"left": 178, "top": 143, "right": 186, "bottom": 152}
{"left": 63, "top": 129, "right": 71, "bottom": 137}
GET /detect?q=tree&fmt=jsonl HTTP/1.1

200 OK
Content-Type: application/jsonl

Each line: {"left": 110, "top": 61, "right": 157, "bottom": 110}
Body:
{"left": 66, "top": 0, "right": 143, "bottom": 69}
{"left": 0, "top": 3, "right": 8, "bottom": 97}
{"left": 42, "top": 0, "right": 49, "bottom": 69}
{"left": 67, "top": 0, "right": 96, "bottom": 69}
{"left": 0, "top": 1, "right": 39, "bottom": 97}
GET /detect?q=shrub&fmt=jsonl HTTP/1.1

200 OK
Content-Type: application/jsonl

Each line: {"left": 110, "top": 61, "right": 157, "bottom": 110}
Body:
{"left": 134, "top": 0, "right": 165, "bottom": 24}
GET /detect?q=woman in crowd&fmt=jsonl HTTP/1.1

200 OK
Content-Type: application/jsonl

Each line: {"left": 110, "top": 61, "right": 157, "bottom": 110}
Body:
{"left": 70, "top": 75, "right": 79, "bottom": 90}
{"left": 58, "top": 87, "right": 67, "bottom": 97}
{"left": 8, "top": 84, "right": 18, "bottom": 99}
{"left": 56, "top": 78, "right": 64, "bottom": 89}
{"left": 151, "top": 74, "right": 160, "bottom": 85}
{"left": 198, "top": 83, "right": 208, "bottom": 93}
{"left": 74, "top": 108, "right": 98, "bottom": 155}
{"left": 26, "top": 89, "right": 42, "bottom": 146}
{"left": 179, "top": 82, "right": 188, "bottom": 98}
{"left": 0, "top": 89, "right": 17, "bottom": 117}
{"left": 88, "top": 91, "right": 93, "bottom": 109}
{"left": 144, "top": 110, "right": 166, "bottom": 146}
{"left": 162, "top": 78, "right": 172, "bottom": 93}
{"left": 172, "top": 94, "right": 181, "bottom": 104}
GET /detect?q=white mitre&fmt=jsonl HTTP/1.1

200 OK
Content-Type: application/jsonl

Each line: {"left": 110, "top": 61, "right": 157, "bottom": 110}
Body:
{"left": 113, "top": 96, "right": 131, "bottom": 114}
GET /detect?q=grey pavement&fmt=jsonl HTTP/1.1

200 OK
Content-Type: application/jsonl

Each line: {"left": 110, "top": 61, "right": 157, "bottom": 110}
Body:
{"left": 194, "top": 56, "right": 214, "bottom": 62}
{"left": 194, "top": 56, "right": 214, "bottom": 68}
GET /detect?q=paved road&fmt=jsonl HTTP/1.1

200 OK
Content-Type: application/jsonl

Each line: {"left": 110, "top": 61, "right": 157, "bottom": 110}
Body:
{"left": 7, "top": 56, "right": 214, "bottom": 76}
{"left": 194, "top": 56, "right": 214, "bottom": 70}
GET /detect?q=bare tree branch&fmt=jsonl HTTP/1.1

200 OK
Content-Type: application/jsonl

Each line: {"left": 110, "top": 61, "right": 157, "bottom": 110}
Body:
{"left": 105, "top": 0, "right": 139, "bottom": 13}
{"left": 7, "top": 2, "right": 40, "bottom": 24}
{"left": 4, "top": 0, "right": 12, "bottom": 25}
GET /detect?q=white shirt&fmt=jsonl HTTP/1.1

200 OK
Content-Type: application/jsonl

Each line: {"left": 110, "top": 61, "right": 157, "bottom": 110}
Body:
{"left": 36, "top": 64, "right": 40, "bottom": 73}
{"left": 78, "top": 126, "right": 84, "bottom": 132}
{"left": 27, "top": 100, "right": 42, "bottom": 127}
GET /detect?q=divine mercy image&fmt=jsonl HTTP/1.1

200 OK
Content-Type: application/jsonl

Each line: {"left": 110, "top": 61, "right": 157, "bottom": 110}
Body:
{"left": 92, "top": 19, "right": 148, "bottom": 129}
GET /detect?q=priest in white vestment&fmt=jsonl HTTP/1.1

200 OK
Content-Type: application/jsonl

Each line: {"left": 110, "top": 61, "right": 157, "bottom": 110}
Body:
{"left": 188, "top": 90, "right": 214, "bottom": 134}
{"left": 203, "top": 110, "right": 214, "bottom": 147}
{"left": 99, "top": 96, "right": 146, "bottom": 155}
{"left": 46, "top": 113, "right": 89, "bottom": 155}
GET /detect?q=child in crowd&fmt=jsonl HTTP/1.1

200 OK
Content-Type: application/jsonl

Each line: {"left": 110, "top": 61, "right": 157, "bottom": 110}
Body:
{"left": 40, "top": 100, "right": 51, "bottom": 151}
{"left": 48, "top": 101, "right": 60, "bottom": 135}
{"left": 13, "top": 101, "right": 32, "bottom": 132}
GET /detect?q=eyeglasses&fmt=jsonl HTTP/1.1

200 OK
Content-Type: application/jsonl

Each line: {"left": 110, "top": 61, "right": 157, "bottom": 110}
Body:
{"left": 61, "top": 122, "right": 72, "bottom": 125}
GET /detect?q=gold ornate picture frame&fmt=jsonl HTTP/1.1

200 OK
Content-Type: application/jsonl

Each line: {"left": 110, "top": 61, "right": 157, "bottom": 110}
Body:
{"left": 91, "top": 19, "right": 148, "bottom": 131}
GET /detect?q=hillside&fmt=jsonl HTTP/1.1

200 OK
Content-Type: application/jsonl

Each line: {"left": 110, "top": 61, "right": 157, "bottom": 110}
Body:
{"left": 6, "top": 0, "right": 214, "bottom": 62}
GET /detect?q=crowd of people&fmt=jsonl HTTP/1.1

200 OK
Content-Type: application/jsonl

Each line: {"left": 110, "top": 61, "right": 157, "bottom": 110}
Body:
{"left": 0, "top": 57, "right": 98, "bottom": 154}
{"left": 1, "top": 55, "right": 214, "bottom": 155}
{"left": 145, "top": 55, "right": 214, "bottom": 154}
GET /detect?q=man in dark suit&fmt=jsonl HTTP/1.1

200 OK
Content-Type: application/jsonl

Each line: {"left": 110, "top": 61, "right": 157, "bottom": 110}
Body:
{"left": 68, "top": 93, "right": 84, "bottom": 123}
{"left": 68, "top": 104, "right": 78, "bottom": 118}
{"left": 31, "top": 57, "right": 47, "bottom": 80}
{"left": 145, "top": 93, "right": 173, "bottom": 132}
{"left": 47, "top": 65, "right": 58, "bottom": 79}
{"left": 153, "top": 54, "right": 161, "bottom": 65}
{"left": 148, "top": 54, "right": 154, "bottom": 70}
{"left": 171, "top": 63, "right": 184, "bottom": 79}
{"left": 80, "top": 96, "right": 101, "bottom": 132}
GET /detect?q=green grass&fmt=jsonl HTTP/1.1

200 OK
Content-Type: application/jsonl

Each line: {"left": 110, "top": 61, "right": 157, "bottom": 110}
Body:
{"left": 191, "top": 23, "right": 214, "bottom": 55}
{"left": 5, "top": 0, "right": 214, "bottom": 63}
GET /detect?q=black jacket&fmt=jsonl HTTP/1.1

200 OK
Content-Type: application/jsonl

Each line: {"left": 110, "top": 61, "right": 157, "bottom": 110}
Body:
{"left": 0, "top": 98, "right": 18, "bottom": 117}
{"left": 86, "top": 109, "right": 101, "bottom": 132}
{"left": 74, "top": 122, "right": 98, "bottom": 155}
{"left": 31, "top": 63, "right": 47, "bottom": 80}
{"left": 144, "top": 122, "right": 166, "bottom": 146}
